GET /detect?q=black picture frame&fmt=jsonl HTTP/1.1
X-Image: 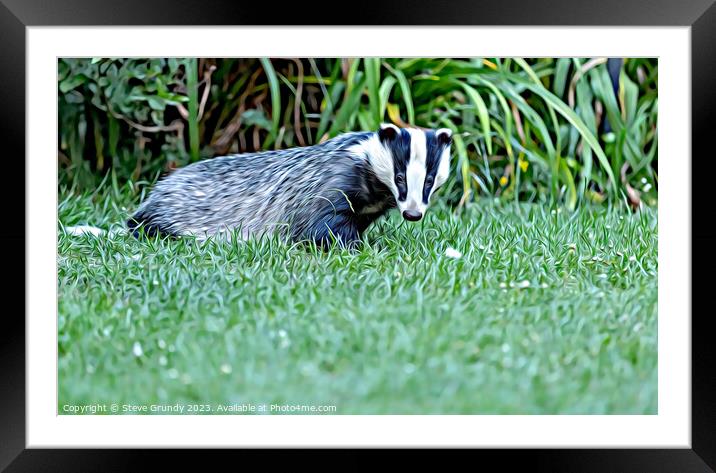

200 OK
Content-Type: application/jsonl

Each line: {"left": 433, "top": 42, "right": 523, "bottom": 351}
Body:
{"left": 2, "top": 0, "right": 714, "bottom": 470}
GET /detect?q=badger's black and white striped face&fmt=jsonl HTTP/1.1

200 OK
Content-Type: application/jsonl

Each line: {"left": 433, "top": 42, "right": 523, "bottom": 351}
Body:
{"left": 365, "top": 124, "right": 452, "bottom": 221}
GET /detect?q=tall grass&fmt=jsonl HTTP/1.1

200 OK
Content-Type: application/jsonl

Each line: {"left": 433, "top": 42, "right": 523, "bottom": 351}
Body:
{"left": 58, "top": 57, "right": 657, "bottom": 209}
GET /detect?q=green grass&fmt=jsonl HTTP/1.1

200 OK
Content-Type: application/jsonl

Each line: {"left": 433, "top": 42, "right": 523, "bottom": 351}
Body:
{"left": 58, "top": 188, "right": 657, "bottom": 414}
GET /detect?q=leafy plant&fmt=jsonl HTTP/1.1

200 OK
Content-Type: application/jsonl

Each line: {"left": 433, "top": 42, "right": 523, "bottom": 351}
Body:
{"left": 58, "top": 57, "right": 658, "bottom": 209}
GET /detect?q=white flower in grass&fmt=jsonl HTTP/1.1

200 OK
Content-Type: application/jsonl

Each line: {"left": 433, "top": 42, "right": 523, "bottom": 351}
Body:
{"left": 516, "top": 280, "right": 531, "bottom": 289}
{"left": 444, "top": 247, "right": 462, "bottom": 259}
{"left": 132, "top": 341, "right": 143, "bottom": 357}
{"left": 220, "top": 363, "right": 232, "bottom": 374}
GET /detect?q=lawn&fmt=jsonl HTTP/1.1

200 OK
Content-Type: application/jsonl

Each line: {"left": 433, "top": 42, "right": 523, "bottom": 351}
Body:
{"left": 58, "top": 188, "right": 658, "bottom": 414}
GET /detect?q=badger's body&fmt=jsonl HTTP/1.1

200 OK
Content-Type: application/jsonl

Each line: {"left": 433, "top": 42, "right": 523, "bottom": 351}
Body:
{"left": 128, "top": 125, "right": 452, "bottom": 247}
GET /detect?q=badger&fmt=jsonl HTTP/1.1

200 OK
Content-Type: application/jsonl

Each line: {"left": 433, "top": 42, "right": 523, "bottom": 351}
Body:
{"left": 127, "top": 124, "right": 453, "bottom": 248}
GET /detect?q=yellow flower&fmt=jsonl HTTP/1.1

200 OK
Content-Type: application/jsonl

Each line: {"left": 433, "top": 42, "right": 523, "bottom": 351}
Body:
{"left": 519, "top": 158, "right": 529, "bottom": 173}
{"left": 499, "top": 176, "right": 508, "bottom": 186}
{"left": 482, "top": 59, "right": 498, "bottom": 70}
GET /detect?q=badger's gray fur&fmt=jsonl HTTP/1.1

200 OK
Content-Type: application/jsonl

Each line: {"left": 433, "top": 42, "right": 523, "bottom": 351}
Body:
{"left": 128, "top": 124, "right": 452, "bottom": 247}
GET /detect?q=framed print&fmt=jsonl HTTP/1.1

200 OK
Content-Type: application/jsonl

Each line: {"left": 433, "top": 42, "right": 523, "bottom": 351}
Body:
{"left": 3, "top": 0, "right": 716, "bottom": 469}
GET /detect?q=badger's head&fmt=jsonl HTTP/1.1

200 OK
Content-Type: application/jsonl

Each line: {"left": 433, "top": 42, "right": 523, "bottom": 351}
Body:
{"left": 366, "top": 124, "right": 452, "bottom": 221}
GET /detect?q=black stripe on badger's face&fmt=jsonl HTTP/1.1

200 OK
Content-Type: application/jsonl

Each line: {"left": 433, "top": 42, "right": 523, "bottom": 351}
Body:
{"left": 375, "top": 124, "right": 452, "bottom": 221}
{"left": 379, "top": 127, "right": 411, "bottom": 202}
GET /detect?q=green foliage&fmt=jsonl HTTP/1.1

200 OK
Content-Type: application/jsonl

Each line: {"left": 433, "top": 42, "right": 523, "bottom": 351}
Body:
{"left": 59, "top": 58, "right": 191, "bottom": 188}
{"left": 58, "top": 57, "right": 658, "bottom": 208}
{"left": 58, "top": 186, "right": 657, "bottom": 414}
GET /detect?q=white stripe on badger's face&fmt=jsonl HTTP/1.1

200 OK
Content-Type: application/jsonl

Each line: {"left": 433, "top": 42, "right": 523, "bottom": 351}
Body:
{"left": 434, "top": 143, "right": 451, "bottom": 191}
{"left": 401, "top": 128, "right": 428, "bottom": 215}
{"left": 349, "top": 132, "right": 397, "bottom": 196}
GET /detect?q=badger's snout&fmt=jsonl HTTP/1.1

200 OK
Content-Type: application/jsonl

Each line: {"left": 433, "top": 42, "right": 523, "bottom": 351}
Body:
{"left": 402, "top": 209, "right": 423, "bottom": 221}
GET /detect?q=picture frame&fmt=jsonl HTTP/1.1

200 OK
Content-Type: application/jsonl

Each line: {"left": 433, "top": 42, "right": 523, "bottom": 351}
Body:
{"left": 4, "top": 0, "right": 714, "bottom": 469}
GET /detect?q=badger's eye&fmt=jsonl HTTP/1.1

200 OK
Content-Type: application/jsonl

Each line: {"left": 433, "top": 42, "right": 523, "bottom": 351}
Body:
{"left": 395, "top": 174, "right": 405, "bottom": 185}
{"left": 425, "top": 175, "right": 434, "bottom": 187}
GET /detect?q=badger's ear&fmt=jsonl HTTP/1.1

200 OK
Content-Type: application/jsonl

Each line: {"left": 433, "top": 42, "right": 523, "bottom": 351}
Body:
{"left": 378, "top": 123, "right": 400, "bottom": 143}
{"left": 436, "top": 128, "right": 453, "bottom": 146}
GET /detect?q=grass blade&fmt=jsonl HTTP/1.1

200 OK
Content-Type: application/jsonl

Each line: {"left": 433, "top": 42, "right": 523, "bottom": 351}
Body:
{"left": 259, "top": 58, "right": 281, "bottom": 141}
{"left": 384, "top": 61, "right": 415, "bottom": 125}
{"left": 185, "top": 58, "right": 200, "bottom": 162}
{"left": 364, "top": 58, "right": 382, "bottom": 128}
{"left": 453, "top": 81, "right": 493, "bottom": 155}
